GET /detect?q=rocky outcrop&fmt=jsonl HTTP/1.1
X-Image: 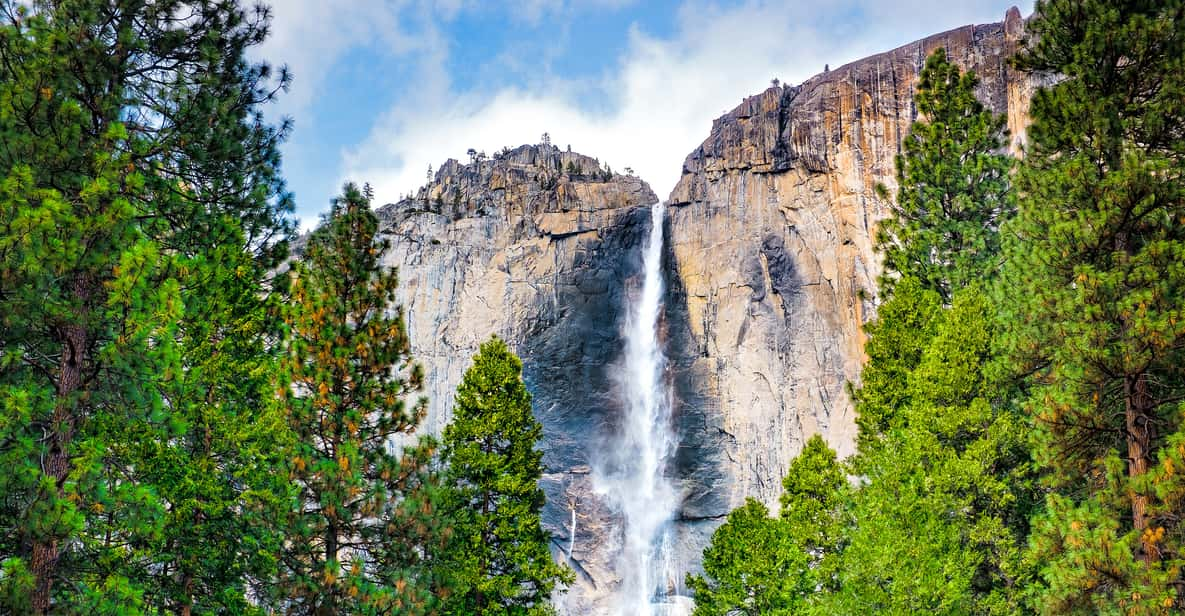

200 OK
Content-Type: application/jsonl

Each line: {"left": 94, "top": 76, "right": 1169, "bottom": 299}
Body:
{"left": 376, "top": 144, "right": 657, "bottom": 613}
{"left": 376, "top": 8, "right": 1038, "bottom": 613}
{"left": 662, "top": 6, "right": 1035, "bottom": 534}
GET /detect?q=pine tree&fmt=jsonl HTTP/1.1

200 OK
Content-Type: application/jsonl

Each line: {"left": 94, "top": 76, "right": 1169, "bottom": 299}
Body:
{"left": 774, "top": 48, "right": 1031, "bottom": 615}
{"left": 686, "top": 499, "right": 804, "bottom": 616}
{"left": 850, "top": 277, "right": 943, "bottom": 461}
{"left": 687, "top": 436, "right": 847, "bottom": 616}
{"left": 1000, "top": 1, "right": 1185, "bottom": 611}
{"left": 281, "top": 182, "right": 441, "bottom": 614}
{"left": 779, "top": 435, "right": 848, "bottom": 597}
{"left": 823, "top": 288, "right": 1036, "bottom": 615}
{"left": 0, "top": 2, "right": 294, "bottom": 612}
{"left": 436, "top": 337, "right": 570, "bottom": 615}
{"left": 876, "top": 48, "right": 1013, "bottom": 301}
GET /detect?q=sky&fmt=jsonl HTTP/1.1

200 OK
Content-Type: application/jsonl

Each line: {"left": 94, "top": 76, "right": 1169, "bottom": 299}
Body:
{"left": 255, "top": 0, "right": 1034, "bottom": 230}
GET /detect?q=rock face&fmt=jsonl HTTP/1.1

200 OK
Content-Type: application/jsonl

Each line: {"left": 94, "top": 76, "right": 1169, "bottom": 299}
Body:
{"left": 663, "top": 7, "right": 1034, "bottom": 529}
{"left": 376, "top": 145, "right": 658, "bottom": 613}
{"left": 375, "top": 8, "right": 1037, "bottom": 614}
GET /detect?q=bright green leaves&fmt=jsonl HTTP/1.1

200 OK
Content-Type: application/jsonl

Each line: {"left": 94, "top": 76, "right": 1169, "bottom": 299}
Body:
{"left": 828, "top": 288, "right": 1035, "bottom": 615}
{"left": 692, "top": 47, "right": 1034, "bottom": 615}
{"left": 436, "top": 337, "right": 571, "bottom": 615}
{"left": 0, "top": 2, "right": 294, "bottom": 612}
{"left": 689, "top": 436, "right": 849, "bottom": 616}
{"left": 688, "top": 499, "right": 807, "bottom": 616}
{"left": 852, "top": 277, "right": 943, "bottom": 459}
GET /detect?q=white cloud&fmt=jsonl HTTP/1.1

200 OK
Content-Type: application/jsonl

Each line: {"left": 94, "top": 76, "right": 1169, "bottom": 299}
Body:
{"left": 321, "top": 1, "right": 1031, "bottom": 214}
{"left": 256, "top": 0, "right": 439, "bottom": 119}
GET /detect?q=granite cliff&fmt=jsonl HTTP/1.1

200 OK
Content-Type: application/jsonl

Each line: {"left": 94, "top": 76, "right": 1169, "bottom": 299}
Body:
{"left": 376, "top": 145, "right": 658, "bottom": 612}
{"left": 661, "top": 6, "right": 1034, "bottom": 526}
{"left": 374, "top": 7, "right": 1036, "bottom": 613}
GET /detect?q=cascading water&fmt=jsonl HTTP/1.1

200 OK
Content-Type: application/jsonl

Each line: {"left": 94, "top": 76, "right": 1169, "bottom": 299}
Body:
{"left": 596, "top": 201, "right": 692, "bottom": 615}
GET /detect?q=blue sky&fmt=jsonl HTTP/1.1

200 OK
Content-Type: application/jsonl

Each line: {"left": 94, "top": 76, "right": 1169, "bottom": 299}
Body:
{"left": 256, "top": 1, "right": 1033, "bottom": 229}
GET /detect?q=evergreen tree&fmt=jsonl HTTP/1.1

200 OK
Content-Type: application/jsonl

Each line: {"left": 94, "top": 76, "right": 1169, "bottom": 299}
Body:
{"left": 436, "top": 337, "right": 570, "bottom": 615}
{"left": 0, "top": 1, "right": 294, "bottom": 612}
{"left": 686, "top": 499, "right": 804, "bottom": 616}
{"left": 687, "top": 436, "right": 847, "bottom": 616}
{"left": 769, "top": 49, "right": 1032, "bottom": 615}
{"left": 876, "top": 48, "right": 1013, "bottom": 301}
{"left": 281, "top": 182, "right": 441, "bottom": 614}
{"left": 1000, "top": 1, "right": 1185, "bottom": 611}
{"left": 850, "top": 277, "right": 943, "bottom": 462}
{"left": 822, "top": 288, "right": 1036, "bottom": 615}
{"left": 779, "top": 435, "right": 848, "bottom": 596}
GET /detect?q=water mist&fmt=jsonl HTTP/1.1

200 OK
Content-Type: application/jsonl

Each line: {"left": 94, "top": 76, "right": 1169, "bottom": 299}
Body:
{"left": 596, "top": 201, "right": 691, "bottom": 615}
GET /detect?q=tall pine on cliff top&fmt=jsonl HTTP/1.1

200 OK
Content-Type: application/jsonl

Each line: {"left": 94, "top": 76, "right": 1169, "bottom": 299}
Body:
{"left": 0, "top": 1, "right": 294, "bottom": 613}
{"left": 1001, "top": 1, "right": 1185, "bottom": 611}
{"left": 282, "top": 182, "right": 441, "bottom": 614}
{"left": 436, "top": 337, "right": 571, "bottom": 615}
{"left": 875, "top": 47, "right": 1013, "bottom": 301}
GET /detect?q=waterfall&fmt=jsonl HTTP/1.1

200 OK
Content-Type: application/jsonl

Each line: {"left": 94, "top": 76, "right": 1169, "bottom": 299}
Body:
{"left": 597, "top": 201, "right": 691, "bottom": 615}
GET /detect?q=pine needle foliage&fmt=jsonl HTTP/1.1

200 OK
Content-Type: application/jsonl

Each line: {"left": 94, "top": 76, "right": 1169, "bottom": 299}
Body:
{"left": 0, "top": 1, "right": 294, "bottom": 612}
{"left": 876, "top": 47, "right": 1014, "bottom": 301}
{"left": 436, "top": 337, "right": 571, "bottom": 615}
{"left": 282, "top": 182, "right": 440, "bottom": 615}
{"left": 1000, "top": 1, "right": 1185, "bottom": 611}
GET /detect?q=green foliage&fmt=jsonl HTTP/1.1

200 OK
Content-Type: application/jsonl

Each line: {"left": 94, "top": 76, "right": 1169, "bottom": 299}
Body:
{"left": 687, "top": 499, "right": 806, "bottom": 616}
{"left": 876, "top": 48, "right": 1014, "bottom": 301}
{"left": 999, "top": 1, "right": 1185, "bottom": 611}
{"left": 692, "top": 47, "right": 1035, "bottom": 616}
{"left": 688, "top": 436, "right": 847, "bottom": 616}
{"left": 0, "top": 1, "right": 294, "bottom": 613}
{"left": 281, "top": 182, "right": 441, "bottom": 615}
{"left": 436, "top": 337, "right": 571, "bottom": 615}
{"left": 850, "top": 277, "right": 943, "bottom": 461}
{"left": 779, "top": 435, "right": 849, "bottom": 594}
{"left": 821, "top": 288, "right": 1036, "bottom": 615}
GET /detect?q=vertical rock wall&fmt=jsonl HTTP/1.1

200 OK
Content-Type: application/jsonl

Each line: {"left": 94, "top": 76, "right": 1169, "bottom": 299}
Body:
{"left": 662, "top": 9, "right": 1034, "bottom": 533}
{"left": 377, "top": 145, "right": 657, "bottom": 612}
{"left": 373, "top": 8, "right": 1038, "bottom": 613}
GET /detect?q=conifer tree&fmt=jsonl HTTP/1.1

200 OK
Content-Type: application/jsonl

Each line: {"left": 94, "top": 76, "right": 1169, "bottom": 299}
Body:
{"left": 778, "top": 435, "right": 848, "bottom": 596}
{"left": 1001, "top": 1, "right": 1185, "bottom": 611}
{"left": 767, "top": 49, "right": 1032, "bottom": 615}
{"left": 281, "top": 182, "right": 440, "bottom": 614}
{"left": 686, "top": 499, "right": 804, "bottom": 616}
{"left": 687, "top": 435, "right": 847, "bottom": 616}
{"left": 436, "top": 337, "right": 570, "bottom": 615}
{"left": 876, "top": 47, "right": 1013, "bottom": 301}
{"left": 0, "top": 2, "right": 294, "bottom": 612}
{"left": 823, "top": 288, "right": 1036, "bottom": 615}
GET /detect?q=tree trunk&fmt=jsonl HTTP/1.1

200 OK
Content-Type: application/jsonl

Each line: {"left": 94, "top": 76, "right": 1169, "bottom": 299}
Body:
{"left": 1126, "top": 372, "right": 1157, "bottom": 563}
{"left": 180, "top": 572, "right": 194, "bottom": 616}
{"left": 31, "top": 312, "right": 88, "bottom": 614}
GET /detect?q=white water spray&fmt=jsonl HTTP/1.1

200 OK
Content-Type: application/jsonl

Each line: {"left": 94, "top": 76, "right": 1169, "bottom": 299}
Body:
{"left": 598, "top": 201, "right": 691, "bottom": 615}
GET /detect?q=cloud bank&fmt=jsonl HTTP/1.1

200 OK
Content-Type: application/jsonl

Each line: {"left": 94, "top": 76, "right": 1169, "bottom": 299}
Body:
{"left": 263, "top": 1, "right": 1031, "bottom": 225}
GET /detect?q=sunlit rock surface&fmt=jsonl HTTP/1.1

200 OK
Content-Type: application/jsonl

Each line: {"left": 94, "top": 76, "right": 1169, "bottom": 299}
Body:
{"left": 377, "top": 144, "right": 657, "bottom": 613}
{"left": 662, "top": 9, "right": 1034, "bottom": 530}
{"left": 375, "top": 8, "right": 1037, "bottom": 613}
